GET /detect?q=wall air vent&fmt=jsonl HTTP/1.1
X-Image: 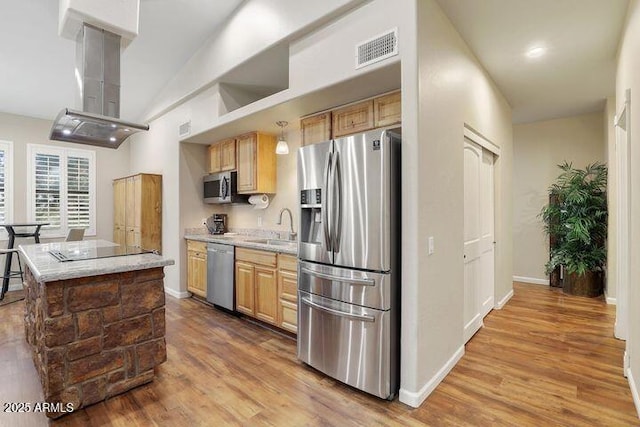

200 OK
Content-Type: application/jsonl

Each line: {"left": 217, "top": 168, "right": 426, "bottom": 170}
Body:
{"left": 179, "top": 121, "right": 191, "bottom": 137}
{"left": 355, "top": 28, "right": 398, "bottom": 69}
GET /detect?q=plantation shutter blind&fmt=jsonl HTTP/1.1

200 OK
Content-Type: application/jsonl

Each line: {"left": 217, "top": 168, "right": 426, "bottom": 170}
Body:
{"left": 0, "top": 148, "right": 5, "bottom": 224}
{"left": 34, "top": 153, "right": 61, "bottom": 229}
{"left": 67, "top": 155, "right": 90, "bottom": 228}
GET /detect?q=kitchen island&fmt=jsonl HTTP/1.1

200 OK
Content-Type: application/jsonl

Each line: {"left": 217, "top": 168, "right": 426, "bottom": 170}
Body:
{"left": 19, "top": 239, "right": 174, "bottom": 419}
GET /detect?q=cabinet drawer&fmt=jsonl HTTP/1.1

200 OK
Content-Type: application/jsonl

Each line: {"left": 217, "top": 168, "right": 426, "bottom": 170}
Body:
{"left": 187, "top": 240, "right": 207, "bottom": 253}
{"left": 236, "top": 247, "right": 277, "bottom": 267}
{"left": 280, "top": 299, "right": 298, "bottom": 334}
{"left": 278, "top": 254, "right": 297, "bottom": 272}
{"left": 279, "top": 270, "right": 297, "bottom": 303}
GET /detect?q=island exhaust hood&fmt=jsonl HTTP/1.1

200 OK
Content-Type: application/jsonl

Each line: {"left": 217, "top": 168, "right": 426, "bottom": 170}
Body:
{"left": 50, "top": 23, "right": 148, "bottom": 148}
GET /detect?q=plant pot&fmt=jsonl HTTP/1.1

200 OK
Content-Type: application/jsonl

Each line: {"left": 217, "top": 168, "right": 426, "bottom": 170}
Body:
{"left": 563, "top": 271, "right": 603, "bottom": 297}
{"left": 549, "top": 265, "right": 563, "bottom": 288}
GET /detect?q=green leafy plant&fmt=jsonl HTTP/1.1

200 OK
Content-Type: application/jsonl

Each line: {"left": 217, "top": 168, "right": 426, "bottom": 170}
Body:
{"left": 539, "top": 162, "right": 607, "bottom": 276}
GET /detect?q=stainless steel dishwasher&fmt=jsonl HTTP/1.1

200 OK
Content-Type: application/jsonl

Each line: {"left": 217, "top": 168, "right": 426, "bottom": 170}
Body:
{"left": 206, "top": 243, "right": 235, "bottom": 311}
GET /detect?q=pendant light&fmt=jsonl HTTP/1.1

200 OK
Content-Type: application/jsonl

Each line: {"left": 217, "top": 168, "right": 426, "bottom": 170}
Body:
{"left": 275, "top": 121, "right": 289, "bottom": 155}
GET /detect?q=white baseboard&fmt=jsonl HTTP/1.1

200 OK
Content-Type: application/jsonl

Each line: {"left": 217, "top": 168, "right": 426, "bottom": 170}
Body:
{"left": 495, "top": 289, "right": 514, "bottom": 309}
{"left": 627, "top": 367, "right": 640, "bottom": 419}
{"left": 463, "top": 314, "right": 483, "bottom": 343}
{"left": 606, "top": 296, "right": 617, "bottom": 305}
{"left": 164, "top": 287, "right": 191, "bottom": 299}
{"left": 513, "top": 275, "right": 549, "bottom": 286}
{"left": 399, "top": 345, "right": 464, "bottom": 408}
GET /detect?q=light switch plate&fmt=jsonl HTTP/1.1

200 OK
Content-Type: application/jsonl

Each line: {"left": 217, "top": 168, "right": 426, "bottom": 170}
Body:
{"left": 428, "top": 236, "right": 435, "bottom": 255}
{"left": 258, "top": 216, "right": 263, "bottom": 227}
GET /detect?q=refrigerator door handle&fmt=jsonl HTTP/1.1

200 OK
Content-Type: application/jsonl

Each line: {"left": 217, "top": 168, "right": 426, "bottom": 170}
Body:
{"left": 332, "top": 150, "right": 342, "bottom": 253}
{"left": 300, "top": 295, "right": 375, "bottom": 322}
{"left": 323, "top": 151, "right": 333, "bottom": 252}
{"left": 300, "top": 266, "right": 376, "bottom": 287}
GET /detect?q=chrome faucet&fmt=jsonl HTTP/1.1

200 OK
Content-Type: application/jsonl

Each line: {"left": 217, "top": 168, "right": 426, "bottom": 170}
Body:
{"left": 277, "top": 208, "right": 297, "bottom": 241}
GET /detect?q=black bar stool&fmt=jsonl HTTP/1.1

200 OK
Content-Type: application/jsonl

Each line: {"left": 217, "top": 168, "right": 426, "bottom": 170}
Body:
{"left": 0, "top": 248, "right": 24, "bottom": 289}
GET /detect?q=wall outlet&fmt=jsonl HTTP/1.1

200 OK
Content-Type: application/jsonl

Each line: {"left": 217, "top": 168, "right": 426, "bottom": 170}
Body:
{"left": 258, "top": 216, "right": 263, "bottom": 227}
{"left": 428, "top": 236, "right": 435, "bottom": 255}
{"left": 201, "top": 218, "right": 207, "bottom": 225}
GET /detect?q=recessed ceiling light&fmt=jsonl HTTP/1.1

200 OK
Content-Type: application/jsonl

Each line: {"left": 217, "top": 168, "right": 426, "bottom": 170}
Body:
{"left": 109, "top": 137, "right": 116, "bottom": 142}
{"left": 526, "top": 46, "right": 546, "bottom": 59}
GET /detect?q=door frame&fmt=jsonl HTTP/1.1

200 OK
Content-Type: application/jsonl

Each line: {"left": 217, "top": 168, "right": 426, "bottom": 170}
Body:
{"left": 614, "top": 89, "right": 631, "bottom": 345}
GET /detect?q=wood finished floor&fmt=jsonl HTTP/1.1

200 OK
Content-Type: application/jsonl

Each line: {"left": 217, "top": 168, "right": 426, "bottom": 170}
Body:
{"left": 0, "top": 282, "right": 638, "bottom": 426}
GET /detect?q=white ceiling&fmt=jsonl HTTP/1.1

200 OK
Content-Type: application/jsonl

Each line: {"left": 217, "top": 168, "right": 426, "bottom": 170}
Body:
{"left": 437, "top": 0, "right": 629, "bottom": 123}
{"left": 0, "top": 1, "right": 631, "bottom": 126}
{"left": 0, "top": 0, "right": 242, "bottom": 122}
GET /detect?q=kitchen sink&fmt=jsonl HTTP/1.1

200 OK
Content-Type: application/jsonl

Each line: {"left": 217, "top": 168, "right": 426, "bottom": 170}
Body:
{"left": 246, "top": 238, "right": 296, "bottom": 246}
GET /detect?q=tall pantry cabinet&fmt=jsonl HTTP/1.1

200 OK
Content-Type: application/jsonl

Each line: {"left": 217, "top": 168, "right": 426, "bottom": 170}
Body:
{"left": 113, "top": 173, "right": 162, "bottom": 252}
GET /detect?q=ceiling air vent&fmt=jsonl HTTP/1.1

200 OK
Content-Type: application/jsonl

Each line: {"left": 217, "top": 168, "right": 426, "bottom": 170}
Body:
{"left": 355, "top": 28, "right": 398, "bottom": 69}
{"left": 179, "top": 121, "right": 191, "bottom": 137}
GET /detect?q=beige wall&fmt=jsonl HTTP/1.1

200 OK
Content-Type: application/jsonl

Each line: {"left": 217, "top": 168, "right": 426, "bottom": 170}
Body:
{"left": 0, "top": 112, "right": 130, "bottom": 287}
{"left": 616, "top": 0, "right": 640, "bottom": 415}
{"left": 399, "top": 0, "right": 513, "bottom": 406}
{"left": 512, "top": 113, "right": 606, "bottom": 284}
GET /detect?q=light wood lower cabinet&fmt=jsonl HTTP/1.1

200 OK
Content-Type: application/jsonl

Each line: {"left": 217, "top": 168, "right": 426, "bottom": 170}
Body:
{"left": 235, "top": 248, "right": 278, "bottom": 322}
{"left": 235, "top": 248, "right": 297, "bottom": 333}
{"left": 255, "top": 266, "right": 278, "bottom": 324}
{"left": 278, "top": 266, "right": 298, "bottom": 334}
{"left": 235, "top": 261, "right": 255, "bottom": 315}
{"left": 187, "top": 240, "right": 207, "bottom": 298}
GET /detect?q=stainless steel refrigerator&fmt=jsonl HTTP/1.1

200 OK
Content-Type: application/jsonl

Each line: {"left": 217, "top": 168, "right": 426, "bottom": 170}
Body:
{"left": 297, "top": 128, "right": 401, "bottom": 400}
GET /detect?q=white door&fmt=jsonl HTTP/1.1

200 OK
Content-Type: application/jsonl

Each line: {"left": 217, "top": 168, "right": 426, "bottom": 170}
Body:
{"left": 480, "top": 149, "right": 495, "bottom": 317}
{"left": 463, "top": 139, "right": 495, "bottom": 343}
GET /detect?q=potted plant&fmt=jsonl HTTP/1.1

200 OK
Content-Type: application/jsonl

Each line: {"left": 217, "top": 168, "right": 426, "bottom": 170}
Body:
{"left": 539, "top": 162, "right": 607, "bottom": 297}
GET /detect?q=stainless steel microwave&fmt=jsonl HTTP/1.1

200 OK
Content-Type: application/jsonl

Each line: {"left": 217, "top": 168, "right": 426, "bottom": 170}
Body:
{"left": 203, "top": 171, "right": 249, "bottom": 204}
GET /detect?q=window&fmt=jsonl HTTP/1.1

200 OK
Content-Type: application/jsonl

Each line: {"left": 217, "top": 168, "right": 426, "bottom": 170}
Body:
{"left": 0, "top": 141, "right": 13, "bottom": 231}
{"left": 27, "top": 145, "right": 95, "bottom": 237}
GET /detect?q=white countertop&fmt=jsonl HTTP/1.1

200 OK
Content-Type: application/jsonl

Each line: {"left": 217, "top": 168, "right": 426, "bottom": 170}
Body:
{"left": 19, "top": 239, "right": 175, "bottom": 283}
{"left": 184, "top": 233, "right": 298, "bottom": 255}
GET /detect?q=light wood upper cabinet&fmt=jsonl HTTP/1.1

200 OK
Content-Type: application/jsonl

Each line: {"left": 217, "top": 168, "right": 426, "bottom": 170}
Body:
{"left": 187, "top": 240, "right": 207, "bottom": 298}
{"left": 374, "top": 91, "right": 401, "bottom": 128}
{"left": 300, "top": 112, "right": 331, "bottom": 146}
{"left": 299, "top": 91, "right": 401, "bottom": 144}
{"left": 236, "top": 132, "right": 276, "bottom": 194}
{"left": 208, "top": 143, "right": 221, "bottom": 173}
{"left": 220, "top": 138, "right": 236, "bottom": 171}
{"left": 112, "top": 173, "right": 162, "bottom": 253}
{"left": 113, "top": 178, "right": 126, "bottom": 227}
{"left": 332, "top": 100, "right": 374, "bottom": 138}
{"left": 208, "top": 138, "right": 236, "bottom": 173}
